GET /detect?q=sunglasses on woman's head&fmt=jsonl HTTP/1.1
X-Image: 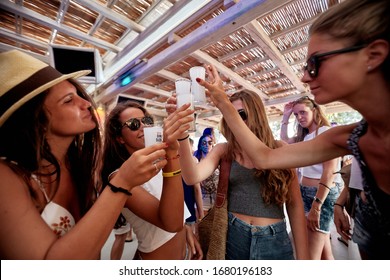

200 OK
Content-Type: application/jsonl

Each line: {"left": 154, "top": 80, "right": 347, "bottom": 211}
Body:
{"left": 303, "top": 44, "right": 367, "bottom": 78}
{"left": 237, "top": 109, "right": 247, "bottom": 121}
{"left": 293, "top": 96, "right": 317, "bottom": 107}
{"left": 122, "top": 116, "right": 154, "bottom": 131}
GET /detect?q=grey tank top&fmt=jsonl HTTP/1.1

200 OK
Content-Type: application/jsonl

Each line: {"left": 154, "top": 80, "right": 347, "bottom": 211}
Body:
{"left": 228, "top": 160, "right": 284, "bottom": 219}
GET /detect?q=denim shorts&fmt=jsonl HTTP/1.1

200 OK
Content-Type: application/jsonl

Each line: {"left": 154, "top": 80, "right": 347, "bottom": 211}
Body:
{"left": 226, "top": 212, "right": 294, "bottom": 260}
{"left": 300, "top": 183, "right": 341, "bottom": 233}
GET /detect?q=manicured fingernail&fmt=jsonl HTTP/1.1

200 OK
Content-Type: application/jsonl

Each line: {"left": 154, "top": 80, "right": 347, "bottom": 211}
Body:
{"left": 196, "top": 78, "right": 201, "bottom": 82}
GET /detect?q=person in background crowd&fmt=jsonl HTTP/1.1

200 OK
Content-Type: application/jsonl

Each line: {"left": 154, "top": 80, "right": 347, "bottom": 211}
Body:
{"left": 193, "top": 134, "right": 219, "bottom": 213}
{"left": 183, "top": 138, "right": 204, "bottom": 234}
{"left": 197, "top": 0, "right": 390, "bottom": 259}
{"left": 101, "top": 101, "right": 202, "bottom": 260}
{"left": 280, "top": 97, "right": 342, "bottom": 259}
{"left": 0, "top": 50, "right": 165, "bottom": 259}
{"left": 110, "top": 214, "right": 132, "bottom": 260}
{"left": 202, "top": 127, "right": 216, "bottom": 146}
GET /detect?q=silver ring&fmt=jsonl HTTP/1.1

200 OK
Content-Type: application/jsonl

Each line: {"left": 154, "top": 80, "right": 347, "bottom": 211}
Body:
{"left": 153, "top": 162, "right": 159, "bottom": 172}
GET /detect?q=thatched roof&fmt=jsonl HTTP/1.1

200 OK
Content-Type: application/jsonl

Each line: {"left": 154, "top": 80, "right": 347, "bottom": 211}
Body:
{"left": 0, "top": 0, "right": 351, "bottom": 129}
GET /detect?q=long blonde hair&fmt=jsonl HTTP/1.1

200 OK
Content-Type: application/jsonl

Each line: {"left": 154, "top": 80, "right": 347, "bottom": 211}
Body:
{"left": 292, "top": 96, "right": 330, "bottom": 143}
{"left": 220, "top": 90, "right": 294, "bottom": 206}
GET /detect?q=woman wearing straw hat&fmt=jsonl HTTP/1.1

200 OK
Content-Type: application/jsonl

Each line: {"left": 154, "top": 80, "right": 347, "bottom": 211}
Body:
{"left": 0, "top": 50, "right": 169, "bottom": 259}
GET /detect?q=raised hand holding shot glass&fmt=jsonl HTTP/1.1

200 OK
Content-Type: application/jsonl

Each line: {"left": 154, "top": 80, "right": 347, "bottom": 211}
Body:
{"left": 175, "top": 78, "right": 196, "bottom": 132}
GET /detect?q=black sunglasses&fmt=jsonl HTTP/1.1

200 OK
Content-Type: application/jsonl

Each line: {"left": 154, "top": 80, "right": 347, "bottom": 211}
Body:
{"left": 121, "top": 116, "right": 154, "bottom": 131}
{"left": 238, "top": 109, "right": 247, "bottom": 121}
{"left": 303, "top": 44, "right": 367, "bottom": 78}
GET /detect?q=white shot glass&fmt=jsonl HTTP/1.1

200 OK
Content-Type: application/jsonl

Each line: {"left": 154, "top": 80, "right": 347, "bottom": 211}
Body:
{"left": 175, "top": 78, "right": 196, "bottom": 132}
{"left": 144, "top": 125, "right": 163, "bottom": 147}
{"left": 189, "top": 66, "right": 206, "bottom": 105}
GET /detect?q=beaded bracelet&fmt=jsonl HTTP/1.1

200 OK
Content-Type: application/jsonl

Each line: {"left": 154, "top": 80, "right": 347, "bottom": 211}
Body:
{"left": 107, "top": 182, "right": 132, "bottom": 196}
{"left": 162, "top": 169, "right": 182, "bottom": 177}
{"left": 319, "top": 182, "right": 331, "bottom": 190}
{"left": 177, "top": 135, "right": 189, "bottom": 141}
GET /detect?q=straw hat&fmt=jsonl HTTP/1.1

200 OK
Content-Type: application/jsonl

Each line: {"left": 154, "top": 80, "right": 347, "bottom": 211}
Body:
{"left": 0, "top": 50, "right": 91, "bottom": 127}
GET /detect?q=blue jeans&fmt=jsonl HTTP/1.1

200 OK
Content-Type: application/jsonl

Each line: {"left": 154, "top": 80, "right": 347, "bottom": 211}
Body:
{"left": 300, "top": 183, "right": 341, "bottom": 233}
{"left": 226, "top": 212, "right": 294, "bottom": 260}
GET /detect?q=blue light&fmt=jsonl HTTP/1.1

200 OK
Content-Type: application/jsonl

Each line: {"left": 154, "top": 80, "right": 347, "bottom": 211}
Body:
{"left": 120, "top": 76, "right": 132, "bottom": 87}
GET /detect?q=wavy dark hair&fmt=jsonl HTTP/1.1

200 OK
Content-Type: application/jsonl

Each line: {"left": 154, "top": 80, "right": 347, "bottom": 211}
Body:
{"left": 0, "top": 79, "right": 102, "bottom": 214}
{"left": 220, "top": 90, "right": 294, "bottom": 206}
{"left": 100, "top": 101, "right": 152, "bottom": 190}
{"left": 100, "top": 101, "right": 152, "bottom": 228}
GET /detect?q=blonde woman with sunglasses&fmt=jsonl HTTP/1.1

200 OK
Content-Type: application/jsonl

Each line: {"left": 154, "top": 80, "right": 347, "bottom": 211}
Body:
{"left": 280, "top": 97, "right": 342, "bottom": 259}
{"left": 197, "top": 0, "right": 390, "bottom": 260}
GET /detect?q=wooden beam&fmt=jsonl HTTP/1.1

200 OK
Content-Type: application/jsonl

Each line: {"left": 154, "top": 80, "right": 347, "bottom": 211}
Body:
{"left": 97, "top": 0, "right": 289, "bottom": 103}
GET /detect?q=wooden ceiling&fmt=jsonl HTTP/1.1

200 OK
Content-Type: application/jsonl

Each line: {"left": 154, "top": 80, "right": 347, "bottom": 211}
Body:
{"left": 0, "top": 0, "right": 352, "bottom": 129}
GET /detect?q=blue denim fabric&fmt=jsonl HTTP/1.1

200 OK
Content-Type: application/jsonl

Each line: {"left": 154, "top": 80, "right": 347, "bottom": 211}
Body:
{"left": 300, "top": 183, "right": 340, "bottom": 233}
{"left": 226, "top": 212, "right": 294, "bottom": 260}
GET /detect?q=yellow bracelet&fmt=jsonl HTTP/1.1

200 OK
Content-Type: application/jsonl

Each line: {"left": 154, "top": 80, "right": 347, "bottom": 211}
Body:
{"left": 162, "top": 169, "right": 182, "bottom": 177}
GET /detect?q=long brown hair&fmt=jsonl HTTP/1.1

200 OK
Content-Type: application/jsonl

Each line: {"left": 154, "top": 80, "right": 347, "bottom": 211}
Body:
{"left": 100, "top": 101, "right": 152, "bottom": 188}
{"left": 220, "top": 90, "right": 294, "bottom": 206}
{"left": 0, "top": 79, "right": 102, "bottom": 214}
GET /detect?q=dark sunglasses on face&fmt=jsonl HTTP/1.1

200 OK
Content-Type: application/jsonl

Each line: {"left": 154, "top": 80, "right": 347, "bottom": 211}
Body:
{"left": 303, "top": 44, "right": 367, "bottom": 78}
{"left": 122, "top": 116, "right": 154, "bottom": 131}
{"left": 238, "top": 109, "right": 248, "bottom": 121}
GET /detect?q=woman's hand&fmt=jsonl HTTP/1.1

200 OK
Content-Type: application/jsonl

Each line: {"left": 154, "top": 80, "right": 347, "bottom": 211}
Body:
{"left": 165, "top": 94, "right": 177, "bottom": 116}
{"left": 307, "top": 207, "right": 321, "bottom": 232}
{"left": 163, "top": 103, "right": 194, "bottom": 151}
{"left": 334, "top": 205, "right": 352, "bottom": 241}
{"left": 112, "top": 143, "right": 168, "bottom": 190}
{"left": 283, "top": 102, "right": 294, "bottom": 120}
{"left": 196, "top": 64, "right": 230, "bottom": 108}
{"left": 185, "top": 225, "right": 203, "bottom": 260}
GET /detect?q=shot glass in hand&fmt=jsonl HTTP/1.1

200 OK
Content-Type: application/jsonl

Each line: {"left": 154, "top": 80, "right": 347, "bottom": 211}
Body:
{"left": 144, "top": 125, "right": 163, "bottom": 147}
{"left": 189, "top": 66, "right": 206, "bottom": 105}
{"left": 175, "top": 78, "right": 196, "bottom": 132}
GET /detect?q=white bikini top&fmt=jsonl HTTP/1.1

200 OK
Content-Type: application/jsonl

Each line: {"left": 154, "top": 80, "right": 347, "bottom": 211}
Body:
{"left": 32, "top": 175, "right": 76, "bottom": 237}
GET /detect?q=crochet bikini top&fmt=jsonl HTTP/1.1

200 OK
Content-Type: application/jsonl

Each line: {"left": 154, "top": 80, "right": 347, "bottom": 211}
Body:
{"left": 347, "top": 119, "right": 390, "bottom": 232}
{"left": 32, "top": 175, "right": 75, "bottom": 237}
{"left": 1, "top": 158, "right": 75, "bottom": 237}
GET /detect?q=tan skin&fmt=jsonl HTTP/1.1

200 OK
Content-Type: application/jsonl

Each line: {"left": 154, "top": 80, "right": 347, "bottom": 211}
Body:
{"left": 0, "top": 80, "right": 168, "bottom": 259}
{"left": 196, "top": 35, "right": 390, "bottom": 196}
{"left": 112, "top": 105, "right": 203, "bottom": 260}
